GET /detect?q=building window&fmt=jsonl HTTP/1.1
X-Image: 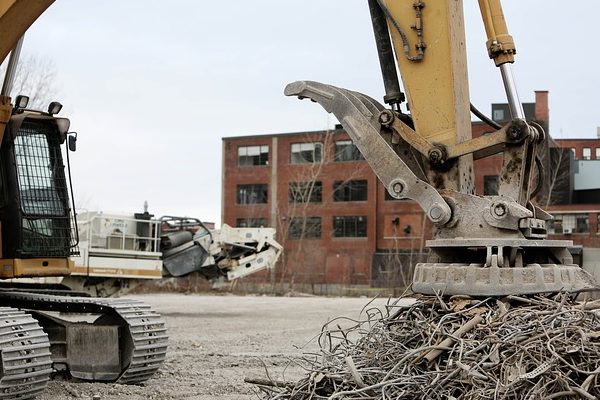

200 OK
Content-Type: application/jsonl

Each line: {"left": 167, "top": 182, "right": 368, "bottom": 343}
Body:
{"left": 236, "top": 218, "right": 267, "bottom": 228}
{"left": 484, "top": 175, "right": 500, "bottom": 196}
{"left": 333, "top": 216, "right": 367, "bottom": 237}
{"left": 576, "top": 215, "right": 590, "bottom": 233}
{"left": 548, "top": 216, "right": 562, "bottom": 234}
{"left": 571, "top": 148, "right": 577, "bottom": 160}
{"left": 333, "top": 180, "right": 368, "bottom": 202}
{"left": 596, "top": 148, "right": 600, "bottom": 160}
{"left": 238, "top": 145, "right": 268, "bottom": 166}
{"left": 493, "top": 109, "right": 504, "bottom": 121}
{"left": 583, "top": 147, "right": 592, "bottom": 160}
{"left": 291, "top": 142, "right": 322, "bottom": 164}
{"left": 334, "top": 140, "right": 364, "bottom": 162}
{"left": 549, "top": 214, "right": 588, "bottom": 234}
{"left": 289, "top": 181, "right": 322, "bottom": 203}
{"left": 236, "top": 184, "right": 268, "bottom": 204}
{"left": 288, "top": 217, "right": 321, "bottom": 239}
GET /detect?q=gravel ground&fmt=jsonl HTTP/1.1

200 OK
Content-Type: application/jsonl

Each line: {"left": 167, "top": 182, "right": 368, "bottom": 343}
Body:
{"left": 38, "top": 293, "right": 387, "bottom": 400}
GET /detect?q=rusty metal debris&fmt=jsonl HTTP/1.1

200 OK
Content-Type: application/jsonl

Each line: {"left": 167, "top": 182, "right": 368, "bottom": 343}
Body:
{"left": 249, "top": 293, "right": 600, "bottom": 399}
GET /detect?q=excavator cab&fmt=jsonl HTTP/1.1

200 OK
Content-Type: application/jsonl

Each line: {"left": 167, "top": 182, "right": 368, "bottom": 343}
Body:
{"left": 0, "top": 100, "right": 78, "bottom": 275}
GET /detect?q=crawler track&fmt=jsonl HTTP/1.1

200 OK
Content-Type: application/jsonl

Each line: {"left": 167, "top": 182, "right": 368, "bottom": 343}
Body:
{"left": 0, "top": 292, "right": 168, "bottom": 384}
{"left": 100, "top": 298, "right": 169, "bottom": 384}
{"left": 0, "top": 307, "right": 52, "bottom": 399}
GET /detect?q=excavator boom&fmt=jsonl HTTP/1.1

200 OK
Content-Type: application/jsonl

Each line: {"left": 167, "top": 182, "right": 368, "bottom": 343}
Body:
{"left": 0, "top": 0, "right": 53, "bottom": 65}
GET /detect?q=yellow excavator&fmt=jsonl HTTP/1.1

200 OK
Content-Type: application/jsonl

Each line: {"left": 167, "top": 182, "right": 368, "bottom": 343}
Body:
{"left": 0, "top": 2, "right": 284, "bottom": 397}
{"left": 1, "top": 0, "right": 596, "bottom": 398}
{"left": 286, "top": 0, "right": 596, "bottom": 295}
{"left": 0, "top": 1, "right": 167, "bottom": 397}
{"left": 280, "top": 2, "right": 599, "bottom": 396}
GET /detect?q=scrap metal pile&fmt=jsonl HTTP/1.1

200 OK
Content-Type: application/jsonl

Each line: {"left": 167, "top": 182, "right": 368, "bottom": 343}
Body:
{"left": 251, "top": 293, "right": 600, "bottom": 399}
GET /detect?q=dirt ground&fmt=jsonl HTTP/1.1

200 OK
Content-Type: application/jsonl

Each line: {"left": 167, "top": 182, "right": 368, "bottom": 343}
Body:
{"left": 38, "top": 293, "right": 388, "bottom": 400}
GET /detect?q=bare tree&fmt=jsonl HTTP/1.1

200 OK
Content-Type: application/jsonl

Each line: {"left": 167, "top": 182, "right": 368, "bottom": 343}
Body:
{"left": 274, "top": 131, "right": 371, "bottom": 293}
{"left": 274, "top": 134, "right": 331, "bottom": 292}
{"left": 372, "top": 201, "right": 430, "bottom": 291}
{"left": 534, "top": 138, "right": 573, "bottom": 208}
{"left": 1, "top": 54, "right": 60, "bottom": 109}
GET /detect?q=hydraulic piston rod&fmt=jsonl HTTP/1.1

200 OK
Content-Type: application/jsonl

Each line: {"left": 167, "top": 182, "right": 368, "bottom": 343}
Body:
{"left": 1, "top": 35, "right": 24, "bottom": 97}
{"left": 368, "top": 0, "right": 404, "bottom": 108}
{"left": 500, "top": 63, "right": 525, "bottom": 120}
{"left": 478, "top": 0, "right": 524, "bottom": 120}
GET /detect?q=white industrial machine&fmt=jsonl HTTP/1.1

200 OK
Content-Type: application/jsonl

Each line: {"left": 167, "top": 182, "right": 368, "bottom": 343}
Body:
{"left": 64, "top": 209, "right": 282, "bottom": 297}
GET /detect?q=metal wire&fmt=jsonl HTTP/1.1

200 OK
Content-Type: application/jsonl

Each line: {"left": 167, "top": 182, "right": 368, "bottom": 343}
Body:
{"left": 252, "top": 293, "right": 600, "bottom": 399}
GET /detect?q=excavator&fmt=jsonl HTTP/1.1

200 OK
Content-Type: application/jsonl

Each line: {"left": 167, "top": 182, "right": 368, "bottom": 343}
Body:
{"left": 273, "top": 2, "right": 600, "bottom": 396}
{"left": 286, "top": 0, "right": 597, "bottom": 297}
{"left": 0, "top": 0, "right": 596, "bottom": 398}
{"left": 0, "top": 1, "right": 172, "bottom": 397}
{"left": 0, "top": 1, "right": 283, "bottom": 397}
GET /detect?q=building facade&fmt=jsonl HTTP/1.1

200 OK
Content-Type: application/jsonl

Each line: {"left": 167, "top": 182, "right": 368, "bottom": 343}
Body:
{"left": 222, "top": 91, "right": 600, "bottom": 293}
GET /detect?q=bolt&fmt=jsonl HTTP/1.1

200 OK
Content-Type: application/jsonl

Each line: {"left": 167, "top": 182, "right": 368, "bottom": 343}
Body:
{"left": 392, "top": 182, "right": 404, "bottom": 195}
{"left": 378, "top": 110, "right": 395, "bottom": 127}
{"left": 508, "top": 127, "right": 521, "bottom": 140}
{"left": 508, "top": 119, "right": 529, "bottom": 141}
{"left": 428, "top": 148, "right": 444, "bottom": 165}
{"left": 493, "top": 203, "right": 507, "bottom": 217}
{"left": 428, "top": 204, "right": 445, "bottom": 222}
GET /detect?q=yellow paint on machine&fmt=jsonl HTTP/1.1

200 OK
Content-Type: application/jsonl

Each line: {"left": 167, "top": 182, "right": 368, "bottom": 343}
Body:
{"left": 384, "top": 0, "right": 474, "bottom": 194}
{"left": 384, "top": 0, "right": 471, "bottom": 146}
{"left": 0, "top": 257, "right": 72, "bottom": 278}
{"left": 0, "top": 0, "right": 55, "bottom": 64}
{"left": 70, "top": 265, "right": 162, "bottom": 279}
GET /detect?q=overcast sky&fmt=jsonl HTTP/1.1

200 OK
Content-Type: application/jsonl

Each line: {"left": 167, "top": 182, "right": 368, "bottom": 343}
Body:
{"left": 12, "top": 1, "right": 600, "bottom": 225}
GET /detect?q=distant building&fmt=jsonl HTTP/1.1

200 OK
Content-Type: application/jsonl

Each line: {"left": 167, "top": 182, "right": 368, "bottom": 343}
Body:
{"left": 543, "top": 138, "right": 600, "bottom": 246}
{"left": 222, "top": 91, "right": 600, "bottom": 293}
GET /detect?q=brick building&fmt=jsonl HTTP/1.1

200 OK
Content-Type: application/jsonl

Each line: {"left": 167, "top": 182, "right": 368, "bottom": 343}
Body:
{"left": 543, "top": 139, "right": 600, "bottom": 247}
{"left": 222, "top": 91, "right": 600, "bottom": 293}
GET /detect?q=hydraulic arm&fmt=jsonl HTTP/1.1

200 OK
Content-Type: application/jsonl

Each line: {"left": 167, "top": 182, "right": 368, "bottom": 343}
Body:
{"left": 0, "top": 1, "right": 53, "bottom": 63}
{"left": 0, "top": 0, "right": 54, "bottom": 140}
{"left": 286, "top": 0, "right": 597, "bottom": 296}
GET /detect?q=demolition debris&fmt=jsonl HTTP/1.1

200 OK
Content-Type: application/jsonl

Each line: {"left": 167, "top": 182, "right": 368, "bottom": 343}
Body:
{"left": 250, "top": 293, "right": 600, "bottom": 399}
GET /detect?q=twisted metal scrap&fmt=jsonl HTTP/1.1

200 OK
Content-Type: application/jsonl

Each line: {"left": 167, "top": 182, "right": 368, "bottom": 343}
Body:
{"left": 252, "top": 294, "right": 600, "bottom": 400}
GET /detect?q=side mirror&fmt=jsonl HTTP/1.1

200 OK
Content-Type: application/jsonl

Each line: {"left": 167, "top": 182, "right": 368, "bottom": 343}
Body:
{"left": 68, "top": 132, "right": 77, "bottom": 152}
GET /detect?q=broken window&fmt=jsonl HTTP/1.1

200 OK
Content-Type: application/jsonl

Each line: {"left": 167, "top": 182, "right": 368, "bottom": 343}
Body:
{"left": 333, "top": 180, "right": 368, "bottom": 202}
{"left": 236, "top": 218, "right": 267, "bottom": 228}
{"left": 236, "top": 184, "right": 268, "bottom": 205}
{"left": 288, "top": 217, "right": 322, "bottom": 239}
{"left": 333, "top": 216, "right": 367, "bottom": 237}
{"left": 291, "top": 142, "right": 323, "bottom": 164}
{"left": 334, "top": 140, "right": 364, "bottom": 162}
{"left": 484, "top": 175, "right": 499, "bottom": 196}
{"left": 238, "top": 145, "right": 269, "bottom": 166}
{"left": 289, "top": 181, "right": 322, "bottom": 203}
